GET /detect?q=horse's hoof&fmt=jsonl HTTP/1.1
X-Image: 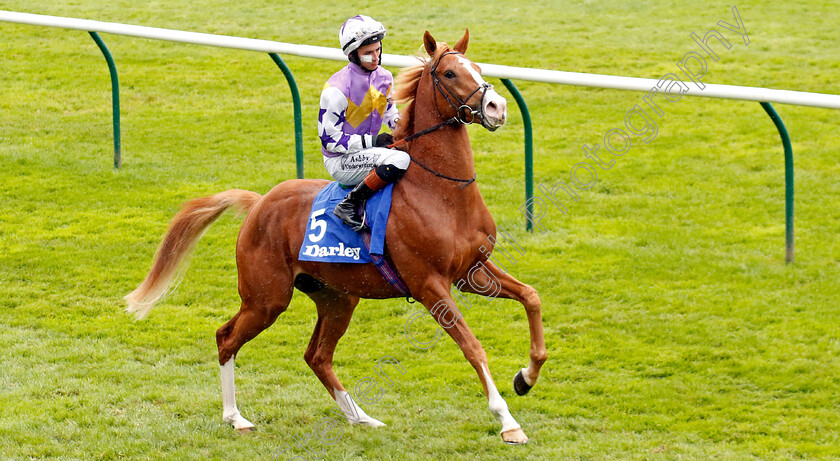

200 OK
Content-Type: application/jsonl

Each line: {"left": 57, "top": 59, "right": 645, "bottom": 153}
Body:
{"left": 236, "top": 427, "right": 255, "bottom": 434}
{"left": 354, "top": 417, "right": 386, "bottom": 428}
{"left": 501, "top": 427, "right": 529, "bottom": 444}
{"left": 513, "top": 370, "right": 532, "bottom": 396}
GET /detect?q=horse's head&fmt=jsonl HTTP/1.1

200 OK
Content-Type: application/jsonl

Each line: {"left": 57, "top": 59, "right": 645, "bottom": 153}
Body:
{"left": 424, "top": 29, "right": 507, "bottom": 131}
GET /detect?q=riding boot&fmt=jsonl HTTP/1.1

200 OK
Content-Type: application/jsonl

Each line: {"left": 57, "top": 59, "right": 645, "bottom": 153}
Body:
{"left": 333, "top": 181, "right": 376, "bottom": 231}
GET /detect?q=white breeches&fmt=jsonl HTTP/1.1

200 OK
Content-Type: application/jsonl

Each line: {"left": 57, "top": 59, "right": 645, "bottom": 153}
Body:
{"left": 324, "top": 147, "right": 410, "bottom": 186}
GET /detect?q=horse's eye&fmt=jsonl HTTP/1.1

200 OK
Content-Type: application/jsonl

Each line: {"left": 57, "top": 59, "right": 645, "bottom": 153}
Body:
{"left": 444, "top": 70, "right": 456, "bottom": 79}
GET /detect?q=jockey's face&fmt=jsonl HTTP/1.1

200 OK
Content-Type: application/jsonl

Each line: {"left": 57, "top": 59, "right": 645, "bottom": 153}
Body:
{"left": 357, "top": 42, "right": 381, "bottom": 71}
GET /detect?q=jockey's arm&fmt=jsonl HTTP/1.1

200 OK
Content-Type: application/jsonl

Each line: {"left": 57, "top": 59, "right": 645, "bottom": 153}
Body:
{"left": 319, "top": 87, "right": 375, "bottom": 156}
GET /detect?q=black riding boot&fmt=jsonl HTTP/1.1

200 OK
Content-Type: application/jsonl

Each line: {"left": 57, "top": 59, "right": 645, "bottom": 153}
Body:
{"left": 334, "top": 182, "right": 376, "bottom": 231}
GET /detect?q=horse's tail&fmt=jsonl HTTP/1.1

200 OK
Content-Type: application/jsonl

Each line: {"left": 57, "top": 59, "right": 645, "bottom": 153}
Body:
{"left": 125, "top": 189, "right": 261, "bottom": 320}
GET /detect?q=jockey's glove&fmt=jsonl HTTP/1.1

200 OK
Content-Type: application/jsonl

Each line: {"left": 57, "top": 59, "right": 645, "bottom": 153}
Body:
{"left": 374, "top": 133, "right": 394, "bottom": 148}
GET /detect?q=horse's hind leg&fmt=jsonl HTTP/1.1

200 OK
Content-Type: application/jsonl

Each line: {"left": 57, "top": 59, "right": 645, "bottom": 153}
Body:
{"left": 302, "top": 286, "right": 384, "bottom": 427}
{"left": 216, "top": 271, "right": 294, "bottom": 432}
{"left": 457, "top": 259, "right": 547, "bottom": 395}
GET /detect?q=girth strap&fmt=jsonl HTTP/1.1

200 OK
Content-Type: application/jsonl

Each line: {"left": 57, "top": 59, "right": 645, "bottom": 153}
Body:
{"left": 361, "top": 229, "right": 412, "bottom": 299}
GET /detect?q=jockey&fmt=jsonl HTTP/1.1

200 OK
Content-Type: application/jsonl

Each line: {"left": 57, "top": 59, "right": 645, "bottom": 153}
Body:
{"left": 319, "top": 15, "right": 409, "bottom": 231}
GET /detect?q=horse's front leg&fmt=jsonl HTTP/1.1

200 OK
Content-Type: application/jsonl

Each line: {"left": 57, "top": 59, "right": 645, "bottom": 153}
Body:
{"left": 415, "top": 284, "right": 529, "bottom": 444}
{"left": 456, "top": 259, "right": 547, "bottom": 395}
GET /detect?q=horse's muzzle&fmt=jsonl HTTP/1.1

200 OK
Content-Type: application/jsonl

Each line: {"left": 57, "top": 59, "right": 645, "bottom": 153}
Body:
{"left": 481, "top": 88, "right": 507, "bottom": 131}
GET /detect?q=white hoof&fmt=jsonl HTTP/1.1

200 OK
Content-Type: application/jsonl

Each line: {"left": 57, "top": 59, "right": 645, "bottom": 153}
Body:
{"left": 224, "top": 412, "right": 255, "bottom": 431}
{"left": 352, "top": 416, "right": 386, "bottom": 428}
{"left": 333, "top": 389, "right": 385, "bottom": 428}
{"left": 501, "top": 427, "right": 529, "bottom": 444}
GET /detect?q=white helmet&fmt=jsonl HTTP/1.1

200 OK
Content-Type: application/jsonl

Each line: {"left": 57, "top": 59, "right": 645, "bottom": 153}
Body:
{"left": 339, "top": 15, "right": 386, "bottom": 57}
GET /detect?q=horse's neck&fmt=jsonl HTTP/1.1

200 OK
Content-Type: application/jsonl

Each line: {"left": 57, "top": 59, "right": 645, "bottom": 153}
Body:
{"left": 387, "top": 67, "right": 496, "bottom": 259}
{"left": 395, "top": 73, "right": 492, "bottom": 226}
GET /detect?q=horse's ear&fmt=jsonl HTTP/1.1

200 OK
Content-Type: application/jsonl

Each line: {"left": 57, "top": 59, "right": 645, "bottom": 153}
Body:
{"left": 454, "top": 28, "right": 470, "bottom": 54}
{"left": 423, "top": 31, "right": 437, "bottom": 56}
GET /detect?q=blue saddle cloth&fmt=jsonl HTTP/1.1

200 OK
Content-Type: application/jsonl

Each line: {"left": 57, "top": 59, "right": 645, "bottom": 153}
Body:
{"left": 298, "top": 182, "right": 393, "bottom": 264}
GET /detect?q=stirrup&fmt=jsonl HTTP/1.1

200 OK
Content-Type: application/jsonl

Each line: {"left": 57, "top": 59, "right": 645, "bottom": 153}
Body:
{"left": 334, "top": 203, "right": 368, "bottom": 232}
{"left": 352, "top": 210, "right": 369, "bottom": 232}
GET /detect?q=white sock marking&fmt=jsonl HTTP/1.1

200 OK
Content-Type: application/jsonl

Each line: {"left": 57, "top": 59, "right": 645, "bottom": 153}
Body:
{"left": 220, "top": 357, "right": 254, "bottom": 430}
{"left": 481, "top": 364, "right": 520, "bottom": 433}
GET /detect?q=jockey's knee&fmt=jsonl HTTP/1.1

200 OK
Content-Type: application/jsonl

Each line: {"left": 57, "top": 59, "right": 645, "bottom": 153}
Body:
{"left": 376, "top": 162, "right": 407, "bottom": 183}
{"left": 378, "top": 148, "right": 410, "bottom": 171}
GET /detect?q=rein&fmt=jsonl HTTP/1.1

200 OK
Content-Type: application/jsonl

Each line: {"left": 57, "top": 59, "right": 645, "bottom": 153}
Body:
{"left": 386, "top": 51, "right": 490, "bottom": 189}
{"left": 410, "top": 156, "right": 477, "bottom": 189}
{"left": 388, "top": 116, "right": 460, "bottom": 147}
{"left": 387, "top": 119, "right": 476, "bottom": 189}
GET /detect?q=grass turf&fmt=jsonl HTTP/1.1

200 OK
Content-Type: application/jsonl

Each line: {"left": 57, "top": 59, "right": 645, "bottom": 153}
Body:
{"left": 1, "top": 1, "right": 839, "bottom": 459}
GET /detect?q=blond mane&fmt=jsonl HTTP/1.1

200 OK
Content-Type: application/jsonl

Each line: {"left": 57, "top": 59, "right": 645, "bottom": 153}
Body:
{"left": 392, "top": 43, "right": 453, "bottom": 140}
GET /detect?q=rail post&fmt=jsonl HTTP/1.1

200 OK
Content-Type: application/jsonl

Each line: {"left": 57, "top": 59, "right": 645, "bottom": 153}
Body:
{"left": 501, "top": 79, "right": 534, "bottom": 231}
{"left": 269, "top": 53, "right": 304, "bottom": 179}
{"left": 760, "top": 102, "right": 794, "bottom": 263}
{"left": 88, "top": 31, "right": 121, "bottom": 168}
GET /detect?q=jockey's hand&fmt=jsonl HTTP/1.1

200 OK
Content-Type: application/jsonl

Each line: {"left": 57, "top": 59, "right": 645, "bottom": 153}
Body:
{"left": 375, "top": 133, "right": 394, "bottom": 148}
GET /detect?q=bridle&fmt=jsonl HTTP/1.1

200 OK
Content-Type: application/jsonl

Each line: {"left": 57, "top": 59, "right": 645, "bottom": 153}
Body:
{"left": 389, "top": 51, "right": 494, "bottom": 188}
{"left": 430, "top": 51, "right": 494, "bottom": 125}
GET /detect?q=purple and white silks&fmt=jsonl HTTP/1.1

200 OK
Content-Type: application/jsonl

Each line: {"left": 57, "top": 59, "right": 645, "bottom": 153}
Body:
{"left": 318, "top": 62, "right": 400, "bottom": 159}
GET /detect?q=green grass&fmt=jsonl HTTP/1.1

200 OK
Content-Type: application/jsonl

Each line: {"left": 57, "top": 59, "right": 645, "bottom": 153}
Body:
{"left": 2, "top": 1, "right": 840, "bottom": 459}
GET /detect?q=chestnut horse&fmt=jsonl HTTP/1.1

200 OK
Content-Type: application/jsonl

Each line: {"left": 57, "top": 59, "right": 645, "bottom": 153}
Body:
{"left": 125, "top": 29, "right": 546, "bottom": 444}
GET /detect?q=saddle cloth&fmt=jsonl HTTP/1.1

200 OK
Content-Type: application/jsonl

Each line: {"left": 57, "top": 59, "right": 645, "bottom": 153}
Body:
{"left": 298, "top": 182, "right": 393, "bottom": 264}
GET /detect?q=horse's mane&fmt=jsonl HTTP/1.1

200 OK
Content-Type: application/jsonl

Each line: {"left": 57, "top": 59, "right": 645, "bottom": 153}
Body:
{"left": 392, "top": 43, "right": 453, "bottom": 140}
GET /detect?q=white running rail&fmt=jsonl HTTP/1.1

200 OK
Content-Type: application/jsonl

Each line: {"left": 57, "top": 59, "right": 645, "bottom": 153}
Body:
{"left": 2, "top": 10, "right": 839, "bottom": 109}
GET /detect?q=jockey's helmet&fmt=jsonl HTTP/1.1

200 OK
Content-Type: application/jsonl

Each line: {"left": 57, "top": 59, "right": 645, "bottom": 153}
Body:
{"left": 339, "top": 15, "right": 386, "bottom": 59}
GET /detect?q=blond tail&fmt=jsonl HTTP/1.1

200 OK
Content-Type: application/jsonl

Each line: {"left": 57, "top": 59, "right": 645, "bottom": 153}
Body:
{"left": 124, "top": 189, "right": 261, "bottom": 320}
